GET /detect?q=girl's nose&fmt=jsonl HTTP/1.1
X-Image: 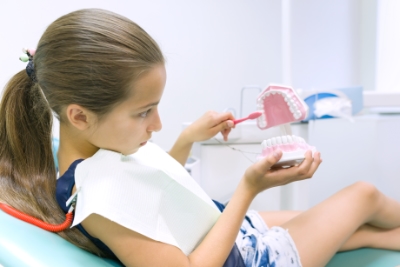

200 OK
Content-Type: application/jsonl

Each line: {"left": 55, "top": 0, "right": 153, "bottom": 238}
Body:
{"left": 148, "top": 109, "right": 162, "bottom": 132}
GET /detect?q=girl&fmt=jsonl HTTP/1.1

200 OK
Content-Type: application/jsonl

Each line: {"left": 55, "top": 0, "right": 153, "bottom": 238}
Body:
{"left": 1, "top": 8, "right": 400, "bottom": 267}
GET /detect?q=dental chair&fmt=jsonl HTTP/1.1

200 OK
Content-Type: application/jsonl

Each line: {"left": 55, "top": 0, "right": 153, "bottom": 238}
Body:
{"left": 2, "top": 209, "right": 400, "bottom": 267}
{"left": 1, "top": 139, "right": 400, "bottom": 266}
{"left": 0, "top": 208, "right": 122, "bottom": 267}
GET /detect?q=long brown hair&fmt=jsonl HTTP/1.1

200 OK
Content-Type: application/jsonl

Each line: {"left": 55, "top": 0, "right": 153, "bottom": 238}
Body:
{"left": 0, "top": 8, "right": 164, "bottom": 256}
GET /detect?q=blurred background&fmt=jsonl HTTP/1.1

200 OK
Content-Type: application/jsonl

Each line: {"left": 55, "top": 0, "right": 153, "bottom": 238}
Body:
{"left": 2, "top": 0, "right": 400, "bottom": 209}
{"left": 2, "top": 0, "right": 391, "bottom": 149}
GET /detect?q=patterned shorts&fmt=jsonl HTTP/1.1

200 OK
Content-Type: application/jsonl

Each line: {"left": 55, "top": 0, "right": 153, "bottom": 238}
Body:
{"left": 235, "top": 210, "right": 302, "bottom": 267}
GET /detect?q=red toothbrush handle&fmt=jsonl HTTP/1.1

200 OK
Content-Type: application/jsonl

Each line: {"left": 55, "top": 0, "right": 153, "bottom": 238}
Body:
{"left": 233, "top": 117, "right": 248, "bottom": 125}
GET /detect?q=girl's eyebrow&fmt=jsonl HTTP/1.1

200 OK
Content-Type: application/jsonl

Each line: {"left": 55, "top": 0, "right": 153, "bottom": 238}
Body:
{"left": 138, "top": 101, "right": 159, "bottom": 110}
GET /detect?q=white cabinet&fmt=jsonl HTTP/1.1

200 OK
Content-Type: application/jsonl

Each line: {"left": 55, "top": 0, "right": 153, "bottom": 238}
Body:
{"left": 307, "top": 114, "right": 400, "bottom": 207}
{"left": 199, "top": 143, "right": 281, "bottom": 211}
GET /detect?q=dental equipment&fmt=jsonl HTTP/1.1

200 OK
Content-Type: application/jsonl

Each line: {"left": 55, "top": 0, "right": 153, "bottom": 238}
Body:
{"left": 256, "top": 84, "right": 316, "bottom": 167}
{"left": 233, "top": 111, "right": 263, "bottom": 125}
{"left": 0, "top": 203, "right": 74, "bottom": 232}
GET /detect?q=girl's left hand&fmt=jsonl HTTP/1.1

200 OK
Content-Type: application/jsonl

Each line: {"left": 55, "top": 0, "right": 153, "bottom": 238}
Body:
{"left": 182, "top": 111, "right": 235, "bottom": 143}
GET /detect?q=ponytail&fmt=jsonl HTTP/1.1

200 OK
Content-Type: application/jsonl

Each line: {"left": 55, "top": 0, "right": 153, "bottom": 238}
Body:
{"left": 0, "top": 71, "right": 105, "bottom": 256}
{"left": 0, "top": 8, "right": 164, "bottom": 258}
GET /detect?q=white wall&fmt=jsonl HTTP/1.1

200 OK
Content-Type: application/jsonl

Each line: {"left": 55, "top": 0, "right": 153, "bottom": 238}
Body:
{"left": 376, "top": 0, "right": 400, "bottom": 92}
{"left": 282, "top": 0, "right": 377, "bottom": 92}
{"left": 360, "top": 0, "right": 378, "bottom": 92}
{"left": 0, "top": 1, "right": 382, "bottom": 150}
{"left": 289, "top": 0, "right": 361, "bottom": 90}
{"left": 0, "top": 0, "right": 282, "bottom": 150}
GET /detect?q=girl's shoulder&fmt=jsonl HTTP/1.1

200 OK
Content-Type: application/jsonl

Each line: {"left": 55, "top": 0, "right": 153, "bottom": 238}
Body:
{"left": 56, "top": 159, "right": 84, "bottom": 213}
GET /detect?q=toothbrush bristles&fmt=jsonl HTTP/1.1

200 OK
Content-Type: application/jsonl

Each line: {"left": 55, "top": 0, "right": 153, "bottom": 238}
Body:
{"left": 248, "top": 111, "right": 263, "bottom": 119}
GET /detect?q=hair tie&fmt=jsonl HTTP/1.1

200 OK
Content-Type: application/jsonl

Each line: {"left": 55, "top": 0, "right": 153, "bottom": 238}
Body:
{"left": 19, "top": 48, "right": 37, "bottom": 82}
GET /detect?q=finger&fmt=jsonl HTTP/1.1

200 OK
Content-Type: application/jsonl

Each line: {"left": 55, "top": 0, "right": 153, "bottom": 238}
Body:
{"left": 211, "top": 112, "right": 235, "bottom": 126}
{"left": 218, "top": 112, "right": 235, "bottom": 121}
{"left": 221, "top": 127, "right": 232, "bottom": 141}
{"left": 212, "top": 119, "right": 234, "bottom": 136}
{"left": 305, "top": 151, "right": 322, "bottom": 177}
{"left": 266, "top": 165, "right": 299, "bottom": 184}
{"left": 257, "top": 150, "right": 283, "bottom": 173}
{"left": 295, "top": 150, "right": 314, "bottom": 177}
{"left": 286, "top": 151, "right": 321, "bottom": 182}
{"left": 265, "top": 151, "right": 313, "bottom": 184}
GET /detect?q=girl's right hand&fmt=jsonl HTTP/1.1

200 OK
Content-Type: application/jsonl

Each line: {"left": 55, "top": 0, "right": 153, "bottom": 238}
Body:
{"left": 243, "top": 150, "right": 322, "bottom": 196}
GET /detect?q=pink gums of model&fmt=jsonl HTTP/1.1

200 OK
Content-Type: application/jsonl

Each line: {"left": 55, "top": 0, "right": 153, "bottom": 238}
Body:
{"left": 256, "top": 84, "right": 316, "bottom": 167}
{"left": 257, "top": 84, "right": 308, "bottom": 129}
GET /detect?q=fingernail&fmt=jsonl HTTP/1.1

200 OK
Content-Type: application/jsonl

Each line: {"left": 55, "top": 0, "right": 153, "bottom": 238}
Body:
{"left": 273, "top": 151, "right": 282, "bottom": 159}
{"left": 227, "top": 121, "right": 234, "bottom": 127}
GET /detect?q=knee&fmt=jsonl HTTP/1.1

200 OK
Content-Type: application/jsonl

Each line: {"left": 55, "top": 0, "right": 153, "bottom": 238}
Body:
{"left": 350, "top": 181, "right": 380, "bottom": 204}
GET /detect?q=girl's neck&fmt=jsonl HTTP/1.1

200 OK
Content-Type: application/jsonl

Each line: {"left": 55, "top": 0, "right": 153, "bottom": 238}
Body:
{"left": 58, "top": 123, "right": 99, "bottom": 176}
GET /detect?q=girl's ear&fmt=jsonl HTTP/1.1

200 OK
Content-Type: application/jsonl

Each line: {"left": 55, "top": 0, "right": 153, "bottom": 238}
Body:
{"left": 65, "top": 104, "right": 94, "bottom": 131}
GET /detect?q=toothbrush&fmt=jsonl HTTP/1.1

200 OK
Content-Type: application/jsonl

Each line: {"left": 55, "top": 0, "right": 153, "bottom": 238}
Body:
{"left": 233, "top": 111, "right": 263, "bottom": 125}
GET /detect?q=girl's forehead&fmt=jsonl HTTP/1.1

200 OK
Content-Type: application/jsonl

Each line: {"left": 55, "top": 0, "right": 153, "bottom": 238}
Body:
{"left": 123, "top": 65, "right": 166, "bottom": 108}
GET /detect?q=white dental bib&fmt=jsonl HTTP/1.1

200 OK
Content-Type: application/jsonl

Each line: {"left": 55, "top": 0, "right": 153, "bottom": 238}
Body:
{"left": 72, "top": 142, "right": 221, "bottom": 255}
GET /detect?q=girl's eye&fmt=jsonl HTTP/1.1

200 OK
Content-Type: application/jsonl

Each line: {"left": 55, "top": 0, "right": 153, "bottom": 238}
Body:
{"left": 139, "top": 109, "right": 151, "bottom": 118}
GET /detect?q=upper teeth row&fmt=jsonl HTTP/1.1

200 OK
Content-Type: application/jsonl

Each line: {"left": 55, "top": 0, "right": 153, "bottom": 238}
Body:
{"left": 262, "top": 135, "right": 306, "bottom": 148}
{"left": 258, "top": 90, "right": 302, "bottom": 119}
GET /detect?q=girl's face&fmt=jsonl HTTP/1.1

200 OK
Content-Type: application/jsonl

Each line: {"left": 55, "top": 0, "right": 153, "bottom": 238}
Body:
{"left": 88, "top": 64, "right": 166, "bottom": 155}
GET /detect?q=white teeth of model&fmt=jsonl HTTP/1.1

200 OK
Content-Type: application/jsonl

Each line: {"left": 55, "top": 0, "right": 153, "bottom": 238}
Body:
{"left": 284, "top": 96, "right": 289, "bottom": 102}
{"left": 292, "top": 135, "right": 298, "bottom": 143}
{"left": 261, "top": 115, "right": 267, "bottom": 125}
{"left": 289, "top": 106, "right": 294, "bottom": 113}
{"left": 300, "top": 137, "right": 305, "bottom": 143}
{"left": 267, "top": 139, "right": 272, "bottom": 147}
{"left": 271, "top": 137, "right": 277, "bottom": 145}
{"left": 261, "top": 114, "right": 266, "bottom": 122}
{"left": 287, "top": 135, "right": 293, "bottom": 143}
{"left": 282, "top": 135, "right": 288, "bottom": 144}
{"left": 276, "top": 136, "right": 282, "bottom": 144}
{"left": 272, "top": 91, "right": 276, "bottom": 95}
{"left": 261, "top": 140, "right": 267, "bottom": 149}
{"left": 265, "top": 92, "right": 270, "bottom": 97}
{"left": 292, "top": 105, "right": 298, "bottom": 113}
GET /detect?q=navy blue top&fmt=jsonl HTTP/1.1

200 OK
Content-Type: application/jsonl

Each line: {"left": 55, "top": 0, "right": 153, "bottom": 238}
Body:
{"left": 56, "top": 159, "right": 245, "bottom": 267}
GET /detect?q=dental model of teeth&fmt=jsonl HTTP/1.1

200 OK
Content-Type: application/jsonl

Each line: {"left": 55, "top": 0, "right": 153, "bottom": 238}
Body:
{"left": 256, "top": 84, "right": 308, "bottom": 130}
{"left": 256, "top": 84, "right": 316, "bottom": 167}
{"left": 260, "top": 135, "right": 316, "bottom": 167}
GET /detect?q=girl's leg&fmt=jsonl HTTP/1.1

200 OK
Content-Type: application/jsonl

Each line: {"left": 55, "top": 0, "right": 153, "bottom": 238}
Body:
{"left": 258, "top": 210, "right": 301, "bottom": 228}
{"left": 339, "top": 224, "right": 400, "bottom": 251}
{"left": 280, "top": 181, "right": 400, "bottom": 267}
{"left": 259, "top": 210, "right": 400, "bottom": 251}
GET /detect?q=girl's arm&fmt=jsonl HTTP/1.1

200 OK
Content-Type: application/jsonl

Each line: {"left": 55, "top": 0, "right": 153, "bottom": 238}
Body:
{"left": 168, "top": 111, "right": 234, "bottom": 166}
{"left": 82, "top": 150, "right": 321, "bottom": 267}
